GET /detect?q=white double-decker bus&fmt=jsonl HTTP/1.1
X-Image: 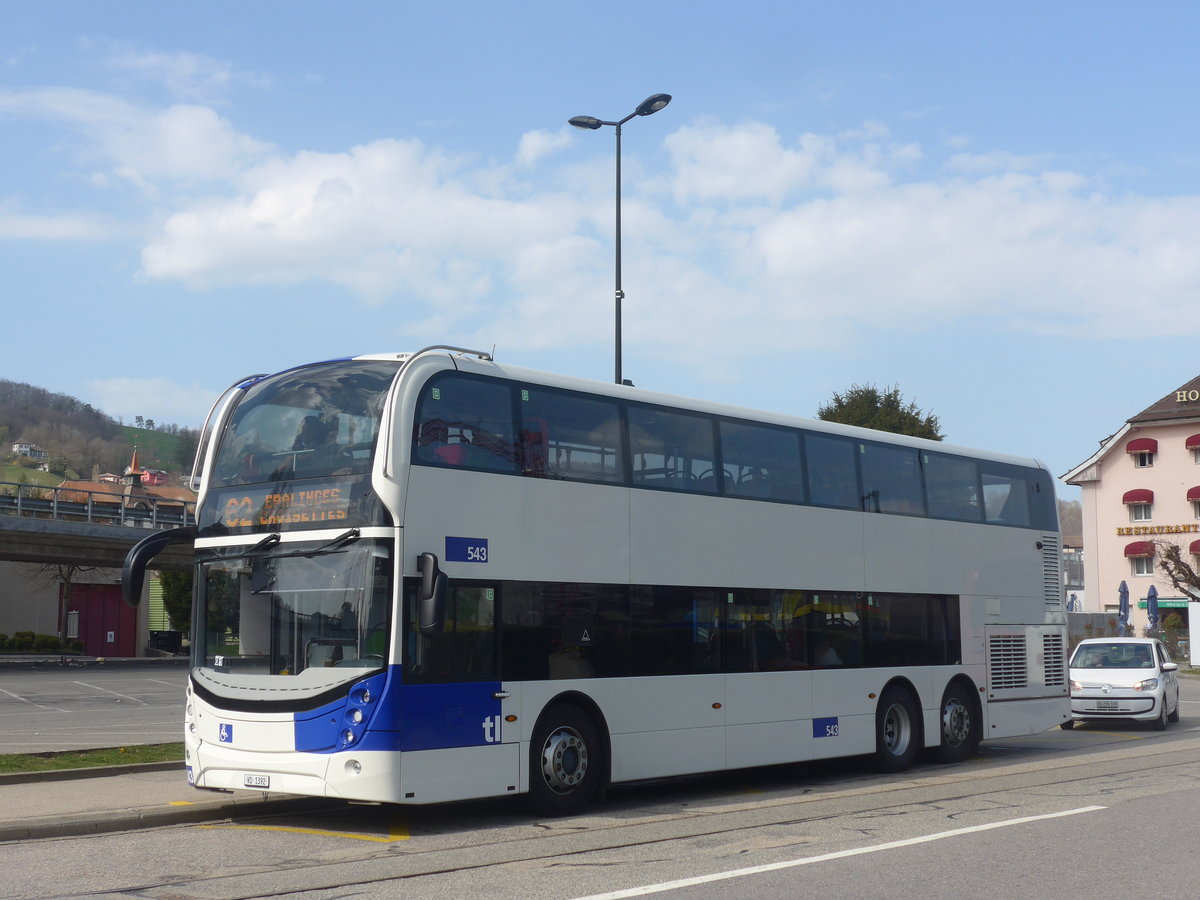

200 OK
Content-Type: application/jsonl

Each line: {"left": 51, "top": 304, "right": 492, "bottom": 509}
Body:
{"left": 124, "top": 346, "right": 1068, "bottom": 815}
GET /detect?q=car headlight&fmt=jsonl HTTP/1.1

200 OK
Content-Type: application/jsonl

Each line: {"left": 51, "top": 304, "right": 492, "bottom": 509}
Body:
{"left": 1132, "top": 678, "right": 1159, "bottom": 692}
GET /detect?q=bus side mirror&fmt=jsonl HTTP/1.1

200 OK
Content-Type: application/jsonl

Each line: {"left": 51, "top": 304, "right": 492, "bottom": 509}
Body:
{"left": 417, "top": 552, "right": 447, "bottom": 635}
{"left": 122, "top": 526, "right": 196, "bottom": 607}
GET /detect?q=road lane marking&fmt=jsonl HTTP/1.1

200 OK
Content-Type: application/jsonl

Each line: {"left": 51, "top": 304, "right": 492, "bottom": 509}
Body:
{"left": 571, "top": 805, "right": 1107, "bottom": 900}
{"left": 199, "top": 821, "right": 410, "bottom": 842}
{"left": 0, "top": 687, "right": 67, "bottom": 711}
{"left": 73, "top": 681, "right": 148, "bottom": 704}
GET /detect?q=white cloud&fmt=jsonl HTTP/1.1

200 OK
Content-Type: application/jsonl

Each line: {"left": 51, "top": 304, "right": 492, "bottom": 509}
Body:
{"left": 0, "top": 210, "right": 109, "bottom": 240}
{"left": 104, "top": 46, "right": 270, "bottom": 103}
{"left": 0, "top": 87, "right": 272, "bottom": 186}
{"left": 516, "top": 128, "right": 573, "bottom": 166}
{"left": 85, "top": 376, "right": 219, "bottom": 426}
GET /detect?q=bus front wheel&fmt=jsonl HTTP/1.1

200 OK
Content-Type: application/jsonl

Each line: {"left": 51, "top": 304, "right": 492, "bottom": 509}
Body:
{"left": 874, "top": 686, "right": 920, "bottom": 772}
{"left": 529, "top": 704, "right": 602, "bottom": 817}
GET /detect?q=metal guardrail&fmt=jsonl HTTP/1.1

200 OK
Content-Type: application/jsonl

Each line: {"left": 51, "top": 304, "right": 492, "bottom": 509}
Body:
{"left": 0, "top": 480, "right": 196, "bottom": 529}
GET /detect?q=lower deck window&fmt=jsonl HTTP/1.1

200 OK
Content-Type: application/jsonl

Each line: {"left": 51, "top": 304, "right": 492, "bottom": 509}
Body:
{"left": 403, "top": 580, "right": 961, "bottom": 682}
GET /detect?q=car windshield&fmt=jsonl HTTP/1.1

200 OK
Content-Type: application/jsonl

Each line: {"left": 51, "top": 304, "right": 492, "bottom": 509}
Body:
{"left": 1071, "top": 643, "right": 1155, "bottom": 669}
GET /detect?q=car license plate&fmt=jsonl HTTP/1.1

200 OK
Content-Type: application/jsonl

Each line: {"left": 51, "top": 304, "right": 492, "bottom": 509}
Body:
{"left": 244, "top": 774, "right": 270, "bottom": 788}
{"left": 1095, "top": 699, "right": 1119, "bottom": 709}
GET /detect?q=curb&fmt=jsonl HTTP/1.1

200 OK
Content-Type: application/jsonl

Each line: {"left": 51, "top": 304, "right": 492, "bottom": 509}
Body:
{"left": 0, "top": 760, "right": 182, "bottom": 786}
{"left": 0, "top": 794, "right": 341, "bottom": 843}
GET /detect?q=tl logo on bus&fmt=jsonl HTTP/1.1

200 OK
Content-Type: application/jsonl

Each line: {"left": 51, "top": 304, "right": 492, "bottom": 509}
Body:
{"left": 481, "top": 715, "right": 502, "bottom": 743}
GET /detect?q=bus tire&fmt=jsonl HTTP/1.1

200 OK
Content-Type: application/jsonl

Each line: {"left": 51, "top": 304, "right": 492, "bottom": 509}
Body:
{"left": 529, "top": 704, "right": 602, "bottom": 817}
{"left": 936, "top": 681, "right": 979, "bottom": 764}
{"left": 874, "top": 685, "right": 920, "bottom": 773}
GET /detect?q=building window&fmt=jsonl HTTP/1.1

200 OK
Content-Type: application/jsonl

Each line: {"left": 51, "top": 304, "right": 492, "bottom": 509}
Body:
{"left": 1193, "top": 500, "right": 1200, "bottom": 519}
{"left": 1134, "top": 451, "right": 1155, "bottom": 468}
{"left": 1130, "top": 503, "right": 1152, "bottom": 522}
{"left": 1194, "top": 448, "right": 1200, "bottom": 465}
{"left": 1132, "top": 556, "right": 1154, "bottom": 576}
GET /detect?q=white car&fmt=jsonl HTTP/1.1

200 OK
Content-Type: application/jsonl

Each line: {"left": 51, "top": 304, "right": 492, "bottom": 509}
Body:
{"left": 1063, "top": 637, "right": 1180, "bottom": 730}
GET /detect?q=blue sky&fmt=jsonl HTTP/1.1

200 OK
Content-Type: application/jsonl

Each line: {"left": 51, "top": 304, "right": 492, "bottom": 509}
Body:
{"left": 5, "top": 2, "right": 1200, "bottom": 495}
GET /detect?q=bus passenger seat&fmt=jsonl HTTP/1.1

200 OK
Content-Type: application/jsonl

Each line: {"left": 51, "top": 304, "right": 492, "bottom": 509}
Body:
{"left": 435, "top": 444, "right": 467, "bottom": 465}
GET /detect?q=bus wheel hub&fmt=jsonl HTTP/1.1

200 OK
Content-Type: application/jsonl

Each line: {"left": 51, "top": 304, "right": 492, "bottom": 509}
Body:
{"left": 541, "top": 726, "right": 588, "bottom": 793}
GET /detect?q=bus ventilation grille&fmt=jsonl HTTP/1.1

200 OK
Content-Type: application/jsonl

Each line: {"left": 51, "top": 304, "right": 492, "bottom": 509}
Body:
{"left": 988, "top": 635, "right": 1029, "bottom": 690}
{"left": 1043, "top": 633, "right": 1066, "bottom": 687}
{"left": 1041, "top": 534, "right": 1062, "bottom": 609}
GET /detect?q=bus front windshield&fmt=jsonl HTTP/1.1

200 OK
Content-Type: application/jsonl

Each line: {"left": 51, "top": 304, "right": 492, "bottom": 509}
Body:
{"left": 201, "top": 359, "right": 400, "bottom": 535}
{"left": 211, "top": 360, "right": 399, "bottom": 487}
{"left": 196, "top": 539, "right": 392, "bottom": 679}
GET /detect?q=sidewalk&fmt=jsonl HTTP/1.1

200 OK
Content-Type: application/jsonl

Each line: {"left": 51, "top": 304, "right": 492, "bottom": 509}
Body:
{"left": 0, "top": 764, "right": 337, "bottom": 842}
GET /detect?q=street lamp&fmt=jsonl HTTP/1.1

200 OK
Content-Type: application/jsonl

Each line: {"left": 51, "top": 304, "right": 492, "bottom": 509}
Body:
{"left": 569, "top": 93, "right": 672, "bottom": 385}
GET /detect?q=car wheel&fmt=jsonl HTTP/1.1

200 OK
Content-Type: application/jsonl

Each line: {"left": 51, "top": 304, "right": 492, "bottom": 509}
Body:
{"left": 1168, "top": 691, "right": 1180, "bottom": 723}
{"left": 1059, "top": 720, "right": 1075, "bottom": 730}
{"left": 1153, "top": 702, "right": 1168, "bottom": 731}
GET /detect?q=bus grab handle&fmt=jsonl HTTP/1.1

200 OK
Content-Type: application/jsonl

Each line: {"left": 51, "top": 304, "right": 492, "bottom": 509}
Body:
{"left": 417, "top": 552, "right": 447, "bottom": 635}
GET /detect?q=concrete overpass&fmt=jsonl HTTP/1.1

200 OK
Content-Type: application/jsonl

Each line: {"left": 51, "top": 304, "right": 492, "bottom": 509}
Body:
{"left": 0, "top": 515, "right": 194, "bottom": 570}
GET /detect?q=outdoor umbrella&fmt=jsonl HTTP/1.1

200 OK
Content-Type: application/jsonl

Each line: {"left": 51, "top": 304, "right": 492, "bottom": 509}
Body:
{"left": 1118, "top": 581, "right": 1130, "bottom": 634}
{"left": 1146, "top": 584, "right": 1159, "bottom": 631}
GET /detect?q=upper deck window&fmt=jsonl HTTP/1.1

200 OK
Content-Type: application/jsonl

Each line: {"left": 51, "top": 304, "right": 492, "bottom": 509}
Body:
{"left": 519, "top": 386, "right": 624, "bottom": 482}
{"left": 413, "top": 374, "right": 518, "bottom": 473}
{"left": 720, "top": 420, "right": 805, "bottom": 503}
{"left": 804, "top": 434, "right": 859, "bottom": 509}
{"left": 628, "top": 405, "right": 718, "bottom": 493}
{"left": 860, "top": 443, "right": 925, "bottom": 515}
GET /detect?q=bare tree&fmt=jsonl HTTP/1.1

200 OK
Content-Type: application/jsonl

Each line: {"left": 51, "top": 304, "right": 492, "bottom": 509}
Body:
{"left": 1152, "top": 540, "right": 1200, "bottom": 601}
{"left": 35, "top": 563, "right": 102, "bottom": 643}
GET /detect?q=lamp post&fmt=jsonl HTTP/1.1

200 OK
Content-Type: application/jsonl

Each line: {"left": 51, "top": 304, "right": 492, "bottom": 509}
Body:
{"left": 569, "top": 93, "right": 672, "bottom": 385}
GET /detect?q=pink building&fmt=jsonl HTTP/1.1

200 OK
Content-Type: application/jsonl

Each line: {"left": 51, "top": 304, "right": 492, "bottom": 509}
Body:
{"left": 1063, "top": 376, "right": 1200, "bottom": 633}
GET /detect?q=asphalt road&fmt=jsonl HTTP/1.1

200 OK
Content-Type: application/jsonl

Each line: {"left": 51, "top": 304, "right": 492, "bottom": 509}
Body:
{"left": 0, "top": 664, "right": 187, "bottom": 752}
{"left": 4, "top": 697, "right": 1200, "bottom": 900}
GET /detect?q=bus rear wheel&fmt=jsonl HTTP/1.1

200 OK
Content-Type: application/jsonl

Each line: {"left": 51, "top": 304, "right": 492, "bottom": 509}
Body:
{"left": 874, "top": 686, "right": 920, "bottom": 772}
{"left": 936, "top": 681, "right": 979, "bottom": 764}
{"left": 529, "top": 704, "right": 602, "bottom": 817}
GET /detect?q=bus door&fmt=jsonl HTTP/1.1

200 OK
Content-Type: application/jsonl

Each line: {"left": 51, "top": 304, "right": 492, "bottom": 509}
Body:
{"left": 402, "top": 582, "right": 513, "bottom": 752}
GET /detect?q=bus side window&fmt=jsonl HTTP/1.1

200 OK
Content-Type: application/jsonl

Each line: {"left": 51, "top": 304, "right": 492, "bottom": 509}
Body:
{"left": 924, "top": 454, "right": 982, "bottom": 522}
{"left": 519, "top": 387, "right": 625, "bottom": 482}
{"left": 412, "top": 374, "right": 517, "bottom": 473}
{"left": 720, "top": 420, "right": 805, "bottom": 503}
{"left": 860, "top": 443, "right": 925, "bottom": 515}
{"left": 804, "top": 434, "right": 859, "bottom": 509}
{"left": 628, "top": 406, "right": 718, "bottom": 493}
{"left": 981, "top": 469, "right": 1031, "bottom": 526}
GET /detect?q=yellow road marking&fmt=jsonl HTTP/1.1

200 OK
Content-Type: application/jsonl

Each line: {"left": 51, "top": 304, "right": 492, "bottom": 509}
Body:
{"left": 199, "top": 821, "right": 410, "bottom": 842}
{"left": 168, "top": 801, "right": 193, "bottom": 806}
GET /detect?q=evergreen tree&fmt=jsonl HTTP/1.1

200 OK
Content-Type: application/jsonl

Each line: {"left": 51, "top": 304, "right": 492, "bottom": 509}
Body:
{"left": 817, "top": 383, "right": 944, "bottom": 440}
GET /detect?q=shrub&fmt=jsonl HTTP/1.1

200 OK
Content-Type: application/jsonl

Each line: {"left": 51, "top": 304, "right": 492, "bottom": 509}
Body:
{"left": 0, "top": 633, "right": 7, "bottom": 649}
{"left": 66, "top": 640, "right": 84, "bottom": 654}
{"left": 10, "top": 631, "right": 35, "bottom": 651}
{"left": 34, "top": 633, "right": 61, "bottom": 651}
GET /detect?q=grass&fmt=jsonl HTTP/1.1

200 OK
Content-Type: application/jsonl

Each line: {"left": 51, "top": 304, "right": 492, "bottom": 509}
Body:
{"left": 0, "top": 742, "right": 183, "bottom": 774}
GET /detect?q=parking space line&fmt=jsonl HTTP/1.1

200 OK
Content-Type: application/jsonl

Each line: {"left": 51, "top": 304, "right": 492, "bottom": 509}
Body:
{"left": 0, "top": 687, "right": 67, "bottom": 711}
{"left": 72, "top": 681, "right": 148, "bottom": 704}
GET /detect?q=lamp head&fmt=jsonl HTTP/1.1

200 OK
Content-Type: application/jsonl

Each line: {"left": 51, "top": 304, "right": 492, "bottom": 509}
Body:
{"left": 635, "top": 94, "right": 672, "bottom": 116}
{"left": 569, "top": 115, "right": 603, "bottom": 130}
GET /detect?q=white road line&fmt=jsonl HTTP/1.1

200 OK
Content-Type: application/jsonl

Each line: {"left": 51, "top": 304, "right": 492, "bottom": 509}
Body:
{"left": 570, "top": 805, "right": 1108, "bottom": 900}
{"left": 0, "top": 687, "right": 67, "bottom": 711}
{"left": 72, "top": 681, "right": 148, "bottom": 704}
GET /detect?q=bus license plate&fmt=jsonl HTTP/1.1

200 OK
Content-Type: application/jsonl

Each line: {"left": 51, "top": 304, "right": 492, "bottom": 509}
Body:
{"left": 1095, "top": 700, "right": 1118, "bottom": 709}
{"left": 244, "top": 774, "right": 270, "bottom": 788}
